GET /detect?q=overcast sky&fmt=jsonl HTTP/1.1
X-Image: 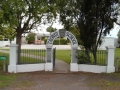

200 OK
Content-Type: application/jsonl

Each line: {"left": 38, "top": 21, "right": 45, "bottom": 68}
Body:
{"left": 32, "top": 21, "right": 119, "bottom": 38}
{"left": 107, "top": 23, "right": 120, "bottom": 38}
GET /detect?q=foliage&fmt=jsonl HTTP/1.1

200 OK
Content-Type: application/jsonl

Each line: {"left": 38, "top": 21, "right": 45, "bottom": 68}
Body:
{"left": 0, "top": 35, "right": 3, "bottom": 41}
{"left": 46, "top": 26, "right": 56, "bottom": 33}
{"left": 117, "top": 29, "right": 120, "bottom": 46}
{"left": 44, "top": 38, "right": 67, "bottom": 45}
{"left": 53, "top": 38, "right": 67, "bottom": 45}
{"left": 0, "top": 26, "right": 16, "bottom": 43}
{"left": 57, "top": 0, "right": 118, "bottom": 64}
{"left": 0, "top": 0, "right": 57, "bottom": 62}
{"left": 26, "top": 33, "right": 36, "bottom": 44}
{"left": 66, "top": 26, "right": 81, "bottom": 44}
{"left": 77, "top": 50, "right": 91, "bottom": 64}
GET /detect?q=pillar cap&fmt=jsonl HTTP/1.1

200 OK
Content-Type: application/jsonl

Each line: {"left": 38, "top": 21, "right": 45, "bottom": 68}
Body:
{"left": 9, "top": 44, "right": 19, "bottom": 47}
{"left": 46, "top": 44, "right": 53, "bottom": 48}
{"left": 106, "top": 45, "right": 115, "bottom": 49}
{"left": 71, "top": 44, "right": 78, "bottom": 49}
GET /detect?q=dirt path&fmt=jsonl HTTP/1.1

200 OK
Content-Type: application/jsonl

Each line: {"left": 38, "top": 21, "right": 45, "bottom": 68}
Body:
{"left": 1, "top": 72, "right": 120, "bottom": 90}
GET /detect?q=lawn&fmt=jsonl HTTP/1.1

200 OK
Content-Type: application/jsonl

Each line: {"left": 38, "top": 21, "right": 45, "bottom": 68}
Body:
{"left": 0, "top": 52, "right": 45, "bottom": 71}
{"left": 0, "top": 74, "right": 16, "bottom": 88}
{"left": 0, "top": 48, "right": 120, "bottom": 89}
{"left": 115, "top": 48, "right": 120, "bottom": 58}
{"left": 0, "top": 48, "right": 120, "bottom": 65}
{"left": 56, "top": 50, "right": 71, "bottom": 64}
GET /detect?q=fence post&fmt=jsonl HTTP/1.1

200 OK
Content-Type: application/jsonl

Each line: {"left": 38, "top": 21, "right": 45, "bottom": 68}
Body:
{"left": 8, "top": 44, "right": 18, "bottom": 73}
{"left": 115, "top": 57, "right": 119, "bottom": 72}
{"left": 45, "top": 44, "right": 53, "bottom": 71}
{"left": 70, "top": 45, "right": 78, "bottom": 72}
{"left": 106, "top": 45, "right": 115, "bottom": 73}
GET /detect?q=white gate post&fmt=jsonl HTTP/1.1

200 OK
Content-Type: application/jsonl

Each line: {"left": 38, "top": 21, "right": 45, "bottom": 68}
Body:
{"left": 106, "top": 45, "right": 115, "bottom": 73}
{"left": 45, "top": 45, "right": 53, "bottom": 71}
{"left": 70, "top": 45, "right": 78, "bottom": 72}
{"left": 8, "top": 44, "right": 18, "bottom": 73}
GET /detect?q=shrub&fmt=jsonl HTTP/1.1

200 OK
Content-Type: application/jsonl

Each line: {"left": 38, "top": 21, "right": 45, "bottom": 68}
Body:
{"left": 77, "top": 50, "right": 91, "bottom": 64}
{"left": 26, "top": 33, "right": 36, "bottom": 44}
{"left": 44, "top": 38, "right": 67, "bottom": 45}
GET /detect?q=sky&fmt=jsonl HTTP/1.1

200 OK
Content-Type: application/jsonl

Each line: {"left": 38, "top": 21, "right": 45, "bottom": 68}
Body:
{"left": 107, "top": 23, "right": 120, "bottom": 38}
{"left": 32, "top": 19, "right": 120, "bottom": 38}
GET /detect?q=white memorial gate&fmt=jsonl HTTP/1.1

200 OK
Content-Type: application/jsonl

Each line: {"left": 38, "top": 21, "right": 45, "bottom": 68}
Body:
{"left": 45, "top": 29, "right": 79, "bottom": 71}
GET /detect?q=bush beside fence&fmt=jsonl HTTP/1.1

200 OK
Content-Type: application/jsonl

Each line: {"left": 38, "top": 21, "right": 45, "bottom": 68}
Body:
{"left": 77, "top": 50, "right": 107, "bottom": 66}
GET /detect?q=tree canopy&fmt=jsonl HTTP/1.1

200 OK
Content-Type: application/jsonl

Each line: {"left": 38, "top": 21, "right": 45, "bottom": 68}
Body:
{"left": 0, "top": 26, "right": 16, "bottom": 43}
{"left": 57, "top": 0, "right": 118, "bottom": 64}
{"left": 0, "top": 0, "right": 57, "bottom": 62}
{"left": 46, "top": 26, "right": 56, "bottom": 33}
{"left": 26, "top": 32, "right": 36, "bottom": 44}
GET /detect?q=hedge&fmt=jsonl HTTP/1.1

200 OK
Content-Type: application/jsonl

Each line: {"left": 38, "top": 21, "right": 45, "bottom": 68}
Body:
{"left": 44, "top": 38, "right": 67, "bottom": 45}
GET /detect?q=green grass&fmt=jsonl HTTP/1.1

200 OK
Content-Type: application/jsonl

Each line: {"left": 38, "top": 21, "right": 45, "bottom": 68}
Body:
{"left": 20, "top": 56, "right": 45, "bottom": 64}
{"left": 0, "top": 48, "right": 120, "bottom": 65}
{"left": 115, "top": 48, "right": 120, "bottom": 58}
{"left": 21, "top": 49, "right": 46, "bottom": 57}
{"left": 56, "top": 50, "right": 71, "bottom": 64}
{"left": 0, "top": 48, "right": 120, "bottom": 89}
{"left": 0, "top": 74, "right": 16, "bottom": 88}
{"left": 0, "top": 52, "right": 45, "bottom": 70}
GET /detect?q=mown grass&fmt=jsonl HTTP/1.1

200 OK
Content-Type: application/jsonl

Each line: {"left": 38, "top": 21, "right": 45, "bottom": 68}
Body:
{"left": 90, "top": 79, "right": 120, "bottom": 89}
{"left": 21, "top": 49, "right": 46, "bottom": 57}
{"left": 20, "top": 56, "right": 45, "bottom": 64}
{"left": 56, "top": 50, "right": 71, "bottom": 64}
{"left": 0, "top": 74, "right": 16, "bottom": 88}
{"left": 0, "top": 52, "right": 45, "bottom": 71}
{"left": 0, "top": 48, "right": 120, "bottom": 89}
{"left": 0, "top": 48, "right": 120, "bottom": 65}
{"left": 115, "top": 48, "right": 120, "bottom": 58}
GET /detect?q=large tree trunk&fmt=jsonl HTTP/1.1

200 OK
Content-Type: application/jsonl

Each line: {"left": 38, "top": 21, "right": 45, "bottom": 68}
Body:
{"left": 16, "top": 32, "right": 22, "bottom": 64}
{"left": 92, "top": 47, "right": 97, "bottom": 65}
{"left": 93, "top": 51, "right": 97, "bottom": 65}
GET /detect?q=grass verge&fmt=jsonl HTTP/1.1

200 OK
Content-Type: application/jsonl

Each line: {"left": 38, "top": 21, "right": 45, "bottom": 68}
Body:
{"left": 0, "top": 74, "right": 16, "bottom": 88}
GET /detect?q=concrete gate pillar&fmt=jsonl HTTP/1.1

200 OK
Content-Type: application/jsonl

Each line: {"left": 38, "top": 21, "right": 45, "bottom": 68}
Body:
{"left": 70, "top": 45, "right": 78, "bottom": 72}
{"left": 8, "top": 44, "right": 18, "bottom": 73}
{"left": 45, "top": 45, "right": 53, "bottom": 71}
{"left": 106, "top": 46, "right": 115, "bottom": 73}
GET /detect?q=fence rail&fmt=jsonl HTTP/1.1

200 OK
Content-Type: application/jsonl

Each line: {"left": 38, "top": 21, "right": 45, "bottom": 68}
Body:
{"left": 18, "top": 49, "right": 46, "bottom": 64}
{"left": 77, "top": 50, "right": 107, "bottom": 66}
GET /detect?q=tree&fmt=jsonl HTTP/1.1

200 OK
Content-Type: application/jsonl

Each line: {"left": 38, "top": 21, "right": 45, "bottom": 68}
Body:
{"left": 26, "top": 32, "right": 36, "bottom": 44}
{"left": 65, "top": 25, "right": 81, "bottom": 44}
{"left": 117, "top": 29, "right": 120, "bottom": 46}
{"left": 46, "top": 26, "right": 57, "bottom": 34}
{"left": 0, "top": 0, "right": 57, "bottom": 62}
{"left": 0, "top": 26, "right": 16, "bottom": 43}
{"left": 57, "top": 0, "right": 118, "bottom": 64}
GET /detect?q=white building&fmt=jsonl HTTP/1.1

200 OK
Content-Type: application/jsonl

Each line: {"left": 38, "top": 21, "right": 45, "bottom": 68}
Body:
{"left": 99, "top": 37, "right": 119, "bottom": 50}
{"left": 0, "top": 38, "right": 16, "bottom": 47}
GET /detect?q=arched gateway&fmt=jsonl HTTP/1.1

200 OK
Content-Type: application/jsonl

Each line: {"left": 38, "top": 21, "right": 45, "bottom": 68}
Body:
{"left": 45, "top": 29, "right": 78, "bottom": 71}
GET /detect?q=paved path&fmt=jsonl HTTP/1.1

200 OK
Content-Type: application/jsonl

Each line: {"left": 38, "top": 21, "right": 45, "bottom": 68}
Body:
{"left": 54, "top": 60, "right": 70, "bottom": 73}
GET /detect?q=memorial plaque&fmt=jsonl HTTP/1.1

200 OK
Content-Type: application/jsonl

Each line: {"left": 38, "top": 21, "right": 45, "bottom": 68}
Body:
{"left": 59, "top": 29, "right": 66, "bottom": 37}
{"left": 47, "top": 31, "right": 59, "bottom": 44}
{"left": 65, "top": 31, "right": 78, "bottom": 45}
